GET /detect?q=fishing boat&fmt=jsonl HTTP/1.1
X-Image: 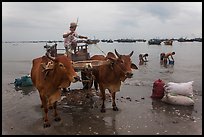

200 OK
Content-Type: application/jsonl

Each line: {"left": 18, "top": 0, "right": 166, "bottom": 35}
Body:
{"left": 148, "top": 39, "right": 162, "bottom": 45}
{"left": 164, "top": 40, "right": 173, "bottom": 45}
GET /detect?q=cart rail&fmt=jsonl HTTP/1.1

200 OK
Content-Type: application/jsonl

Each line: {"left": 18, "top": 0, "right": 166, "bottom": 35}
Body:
{"left": 72, "top": 60, "right": 110, "bottom": 70}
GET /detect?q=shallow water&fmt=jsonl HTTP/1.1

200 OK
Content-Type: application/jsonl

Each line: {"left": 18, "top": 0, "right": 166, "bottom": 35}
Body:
{"left": 2, "top": 41, "right": 202, "bottom": 135}
{"left": 2, "top": 41, "right": 202, "bottom": 93}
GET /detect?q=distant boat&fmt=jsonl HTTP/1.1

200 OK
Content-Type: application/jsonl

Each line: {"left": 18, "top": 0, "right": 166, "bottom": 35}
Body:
{"left": 164, "top": 40, "right": 173, "bottom": 45}
{"left": 101, "top": 39, "right": 106, "bottom": 42}
{"left": 136, "top": 39, "right": 146, "bottom": 42}
{"left": 148, "top": 39, "right": 162, "bottom": 45}
{"left": 115, "top": 39, "right": 136, "bottom": 43}
{"left": 107, "top": 39, "right": 113, "bottom": 43}
{"left": 101, "top": 39, "right": 113, "bottom": 43}
{"left": 47, "top": 40, "right": 53, "bottom": 43}
{"left": 86, "top": 39, "right": 100, "bottom": 44}
{"left": 177, "top": 37, "right": 194, "bottom": 42}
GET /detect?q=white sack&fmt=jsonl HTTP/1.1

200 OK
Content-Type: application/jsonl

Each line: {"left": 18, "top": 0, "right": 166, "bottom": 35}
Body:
{"left": 161, "top": 93, "right": 194, "bottom": 106}
{"left": 164, "top": 81, "right": 194, "bottom": 97}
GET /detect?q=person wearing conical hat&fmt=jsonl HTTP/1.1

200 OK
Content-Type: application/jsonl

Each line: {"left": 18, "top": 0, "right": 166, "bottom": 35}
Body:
{"left": 63, "top": 22, "right": 88, "bottom": 58}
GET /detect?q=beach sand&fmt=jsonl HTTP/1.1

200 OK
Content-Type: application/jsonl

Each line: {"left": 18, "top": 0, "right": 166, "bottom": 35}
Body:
{"left": 2, "top": 77, "right": 202, "bottom": 135}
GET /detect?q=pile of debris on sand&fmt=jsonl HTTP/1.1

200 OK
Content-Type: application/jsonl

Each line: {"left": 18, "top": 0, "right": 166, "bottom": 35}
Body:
{"left": 59, "top": 88, "right": 112, "bottom": 108}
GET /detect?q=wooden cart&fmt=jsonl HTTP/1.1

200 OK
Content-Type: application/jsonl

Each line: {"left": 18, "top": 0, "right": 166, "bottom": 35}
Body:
{"left": 44, "top": 42, "right": 108, "bottom": 89}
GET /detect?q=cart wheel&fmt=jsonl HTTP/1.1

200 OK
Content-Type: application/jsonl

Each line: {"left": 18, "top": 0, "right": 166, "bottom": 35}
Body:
{"left": 81, "top": 70, "right": 93, "bottom": 89}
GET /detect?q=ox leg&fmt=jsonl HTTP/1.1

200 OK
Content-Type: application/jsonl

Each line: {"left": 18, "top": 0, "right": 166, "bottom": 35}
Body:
{"left": 43, "top": 107, "right": 51, "bottom": 128}
{"left": 94, "top": 81, "right": 98, "bottom": 91}
{"left": 100, "top": 87, "right": 106, "bottom": 113}
{"left": 111, "top": 92, "right": 118, "bottom": 111}
{"left": 41, "top": 96, "right": 51, "bottom": 128}
{"left": 81, "top": 70, "right": 93, "bottom": 90}
{"left": 53, "top": 101, "right": 61, "bottom": 122}
{"left": 40, "top": 95, "right": 53, "bottom": 109}
{"left": 40, "top": 94, "right": 44, "bottom": 108}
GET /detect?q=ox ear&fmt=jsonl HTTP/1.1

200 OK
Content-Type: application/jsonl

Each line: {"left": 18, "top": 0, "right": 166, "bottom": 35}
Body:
{"left": 108, "top": 57, "right": 117, "bottom": 61}
{"left": 129, "top": 51, "right": 134, "bottom": 57}
{"left": 115, "top": 49, "right": 121, "bottom": 58}
{"left": 59, "top": 62, "right": 64, "bottom": 68}
{"left": 131, "top": 63, "right": 138, "bottom": 69}
{"left": 107, "top": 57, "right": 117, "bottom": 66}
{"left": 107, "top": 57, "right": 117, "bottom": 62}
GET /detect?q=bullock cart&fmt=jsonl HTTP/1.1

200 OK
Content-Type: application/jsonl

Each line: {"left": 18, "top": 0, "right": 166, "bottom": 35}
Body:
{"left": 44, "top": 42, "right": 108, "bottom": 89}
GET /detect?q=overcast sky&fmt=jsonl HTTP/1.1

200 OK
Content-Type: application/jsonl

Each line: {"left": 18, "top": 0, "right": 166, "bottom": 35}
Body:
{"left": 2, "top": 2, "right": 202, "bottom": 41}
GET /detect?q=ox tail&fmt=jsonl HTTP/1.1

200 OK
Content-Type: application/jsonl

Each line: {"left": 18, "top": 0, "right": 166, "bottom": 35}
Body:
{"left": 94, "top": 80, "right": 98, "bottom": 91}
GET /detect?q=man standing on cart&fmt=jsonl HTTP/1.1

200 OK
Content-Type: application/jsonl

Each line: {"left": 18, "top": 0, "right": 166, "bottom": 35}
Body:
{"left": 63, "top": 22, "right": 88, "bottom": 58}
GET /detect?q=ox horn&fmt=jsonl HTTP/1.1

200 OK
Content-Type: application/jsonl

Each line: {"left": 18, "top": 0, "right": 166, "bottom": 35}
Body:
{"left": 114, "top": 49, "right": 121, "bottom": 57}
{"left": 46, "top": 52, "right": 56, "bottom": 61}
{"left": 129, "top": 51, "right": 134, "bottom": 57}
{"left": 115, "top": 49, "right": 134, "bottom": 57}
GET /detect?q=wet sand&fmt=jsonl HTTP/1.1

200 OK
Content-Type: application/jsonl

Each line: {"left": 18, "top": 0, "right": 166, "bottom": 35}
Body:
{"left": 2, "top": 78, "right": 202, "bottom": 135}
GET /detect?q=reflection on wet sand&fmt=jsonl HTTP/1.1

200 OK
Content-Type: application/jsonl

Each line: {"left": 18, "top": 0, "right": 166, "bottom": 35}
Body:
{"left": 59, "top": 89, "right": 119, "bottom": 135}
{"left": 151, "top": 99, "right": 195, "bottom": 123}
{"left": 14, "top": 86, "right": 36, "bottom": 95}
{"left": 27, "top": 88, "right": 119, "bottom": 135}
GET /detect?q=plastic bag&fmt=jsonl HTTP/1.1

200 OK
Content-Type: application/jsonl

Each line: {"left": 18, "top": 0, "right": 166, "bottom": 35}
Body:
{"left": 21, "top": 75, "right": 33, "bottom": 86}
{"left": 14, "top": 78, "right": 22, "bottom": 87}
{"left": 164, "top": 81, "right": 194, "bottom": 98}
{"left": 14, "top": 75, "right": 33, "bottom": 87}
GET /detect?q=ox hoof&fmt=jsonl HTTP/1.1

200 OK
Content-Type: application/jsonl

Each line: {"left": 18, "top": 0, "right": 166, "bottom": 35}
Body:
{"left": 113, "top": 106, "right": 119, "bottom": 111}
{"left": 43, "top": 122, "right": 51, "bottom": 128}
{"left": 101, "top": 109, "right": 106, "bottom": 113}
{"left": 54, "top": 117, "right": 61, "bottom": 122}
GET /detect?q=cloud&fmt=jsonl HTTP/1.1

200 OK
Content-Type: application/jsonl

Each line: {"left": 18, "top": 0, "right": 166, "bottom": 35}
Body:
{"left": 2, "top": 2, "right": 202, "bottom": 41}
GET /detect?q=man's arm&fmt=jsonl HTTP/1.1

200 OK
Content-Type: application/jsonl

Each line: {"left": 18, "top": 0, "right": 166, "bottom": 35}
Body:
{"left": 167, "top": 56, "right": 170, "bottom": 61}
{"left": 144, "top": 56, "right": 147, "bottom": 62}
{"left": 79, "top": 35, "right": 88, "bottom": 39}
{"left": 63, "top": 33, "right": 69, "bottom": 38}
{"left": 63, "top": 32, "right": 74, "bottom": 38}
{"left": 171, "top": 55, "right": 174, "bottom": 61}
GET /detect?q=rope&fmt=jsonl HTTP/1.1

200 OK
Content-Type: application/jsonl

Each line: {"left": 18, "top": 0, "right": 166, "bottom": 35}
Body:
{"left": 93, "top": 44, "right": 106, "bottom": 55}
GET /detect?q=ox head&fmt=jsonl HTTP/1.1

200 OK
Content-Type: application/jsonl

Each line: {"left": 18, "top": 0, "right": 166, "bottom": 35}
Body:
{"left": 113, "top": 49, "right": 138, "bottom": 79}
{"left": 46, "top": 53, "right": 80, "bottom": 87}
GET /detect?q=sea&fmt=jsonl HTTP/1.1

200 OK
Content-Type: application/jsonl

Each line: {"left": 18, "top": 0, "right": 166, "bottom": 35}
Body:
{"left": 2, "top": 41, "right": 202, "bottom": 95}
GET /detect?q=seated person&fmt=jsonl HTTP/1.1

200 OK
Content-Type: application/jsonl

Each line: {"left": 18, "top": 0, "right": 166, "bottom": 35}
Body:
{"left": 63, "top": 22, "right": 88, "bottom": 58}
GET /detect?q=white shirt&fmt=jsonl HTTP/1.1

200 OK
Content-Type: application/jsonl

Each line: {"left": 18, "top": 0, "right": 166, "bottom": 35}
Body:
{"left": 64, "top": 31, "right": 79, "bottom": 47}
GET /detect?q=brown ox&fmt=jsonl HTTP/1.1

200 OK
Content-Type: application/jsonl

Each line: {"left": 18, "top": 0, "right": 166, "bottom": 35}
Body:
{"left": 31, "top": 53, "right": 79, "bottom": 128}
{"left": 90, "top": 49, "right": 138, "bottom": 112}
